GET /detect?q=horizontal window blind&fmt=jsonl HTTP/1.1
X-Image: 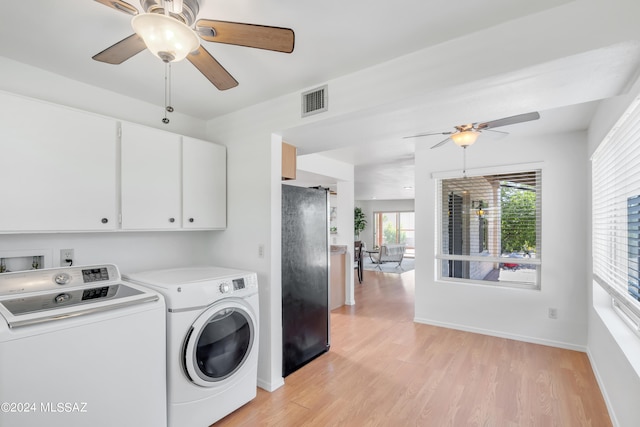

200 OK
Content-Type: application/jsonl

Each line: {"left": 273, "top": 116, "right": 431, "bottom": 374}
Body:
{"left": 437, "top": 170, "right": 541, "bottom": 287}
{"left": 592, "top": 96, "right": 640, "bottom": 323}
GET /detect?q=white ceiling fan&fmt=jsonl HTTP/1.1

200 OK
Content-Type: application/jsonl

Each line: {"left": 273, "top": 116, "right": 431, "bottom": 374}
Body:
{"left": 92, "top": 0, "right": 295, "bottom": 91}
{"left": 404, "top": 111, "right": 541, "bottom": 149}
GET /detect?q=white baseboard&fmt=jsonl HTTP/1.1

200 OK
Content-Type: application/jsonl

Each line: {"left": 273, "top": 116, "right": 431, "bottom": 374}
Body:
{"left": 413, "top": 316, "right": 587, "bottom": 352}
{"left": 257, "top": 376, "right": 285, "bottom": 392}
{"left": 586, "top": 348, "right": 620, "bottom": 427}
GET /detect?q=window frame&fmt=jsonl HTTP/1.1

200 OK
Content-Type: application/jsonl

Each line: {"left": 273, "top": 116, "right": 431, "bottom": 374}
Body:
{"left": 592, "top": 96, "right": 640, "bottom": 335}
{"left": 372, "top": 210, "right": 415, "bottom": 251}
{"left": 433, "top": 163, "right": 543, "bottom": 290}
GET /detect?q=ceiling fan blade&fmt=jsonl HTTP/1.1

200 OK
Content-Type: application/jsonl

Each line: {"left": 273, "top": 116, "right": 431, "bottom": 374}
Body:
{"left": 485, "top": 129, "right": 509, "bottom": 135}
{"left": 94, "top": 0, "right": 138, "bottom": 15}
{"left": 478, "top": 111, "right": 540, "bottom": 130}
{"left": 187, "top": 46, "right": 239, "bottom": 91}
{"left": 92, "top": 34, "right": 146, "bottom": 64}
{"left": 196, "top": 19, "right": 295, "bottom": 53}
{"left": 431, "top": 137, "right": 452, "bottom": 149}
{"left": 403, "top": 131, "right": 453, "bottom": 139}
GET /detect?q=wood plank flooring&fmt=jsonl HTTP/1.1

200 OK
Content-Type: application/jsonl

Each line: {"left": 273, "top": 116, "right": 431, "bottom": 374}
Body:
{"left": 214, "top": 270, "right": 612, "bottom": 426}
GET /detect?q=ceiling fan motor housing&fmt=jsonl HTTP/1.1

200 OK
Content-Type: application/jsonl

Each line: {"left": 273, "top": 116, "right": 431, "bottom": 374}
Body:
{"left": 140, "top": 0, "right": 199, "bottom": 25}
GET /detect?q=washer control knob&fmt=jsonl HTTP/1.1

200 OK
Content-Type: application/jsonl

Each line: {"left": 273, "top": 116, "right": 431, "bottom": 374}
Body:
{"left": 219, "top": 282, "right": 231, "bottom": 294}
{"left": 54, "top": 273, "right": 71, "bottom": 285}
{"left": 54, "top": 293, "right": 71, "bottom": 304}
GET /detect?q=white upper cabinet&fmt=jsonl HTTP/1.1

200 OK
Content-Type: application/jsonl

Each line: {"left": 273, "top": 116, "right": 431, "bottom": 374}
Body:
{"left": 0, "top": 91, "right": 226, "bottom": 233}
{"left": 121, "top": 129, "right": 226, "bottom": 231}
{"left": 0, "top": 92, "right": 117, "bottom": 232}
{"left": 182, "top": 137, "right": 226, "bottom": 229}
{"left": 120, "top": 122, "right": 182, "bottom": 230}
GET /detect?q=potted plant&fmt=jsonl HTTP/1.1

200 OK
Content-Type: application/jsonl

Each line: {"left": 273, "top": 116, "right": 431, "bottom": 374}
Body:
{"left": 354, "top": 207, "right": 367, "bottom": 240}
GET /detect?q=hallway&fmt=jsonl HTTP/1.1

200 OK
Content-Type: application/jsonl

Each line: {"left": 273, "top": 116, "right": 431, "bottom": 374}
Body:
{"left": 214, "top": 270, "right": 611, "bottom": 426}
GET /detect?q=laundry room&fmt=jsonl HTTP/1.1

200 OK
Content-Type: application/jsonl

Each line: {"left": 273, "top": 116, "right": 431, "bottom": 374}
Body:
{"left": 4, "top": 0, "right": 640, "bottom": 426}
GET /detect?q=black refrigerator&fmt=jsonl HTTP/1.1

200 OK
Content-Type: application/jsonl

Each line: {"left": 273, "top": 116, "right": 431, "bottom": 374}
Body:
{"left": 281, "top": 184, "right": 330, "bottom": 377}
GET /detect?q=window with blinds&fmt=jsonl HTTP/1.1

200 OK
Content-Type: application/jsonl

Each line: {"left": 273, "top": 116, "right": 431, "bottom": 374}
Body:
{"left": 437, "top": 169, "right": 542, "bottom": 289}
{"left": 592, "top": 96, "right": 640, "bottom": 333}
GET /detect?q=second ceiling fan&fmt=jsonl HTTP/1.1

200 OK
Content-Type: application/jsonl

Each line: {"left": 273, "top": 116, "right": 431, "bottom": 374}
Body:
{"left": 404, "top": 111, "right": 540, "bottom": 149}
{"left": 92, "top": 0, "right": 295, "bottom": 90}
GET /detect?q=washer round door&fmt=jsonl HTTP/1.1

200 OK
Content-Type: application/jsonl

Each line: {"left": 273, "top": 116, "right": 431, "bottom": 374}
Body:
{"left": 183, "top": 299, "right": 257, "bottom": 387}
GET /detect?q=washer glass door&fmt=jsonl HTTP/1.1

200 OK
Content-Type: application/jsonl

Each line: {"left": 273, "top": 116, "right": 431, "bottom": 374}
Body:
{"left": 184, "top": 300, "right": 255, "bottom": 386}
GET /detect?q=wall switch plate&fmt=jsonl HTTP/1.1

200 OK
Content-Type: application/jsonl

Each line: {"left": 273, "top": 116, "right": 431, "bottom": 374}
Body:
{"left": 548, "top": 307, "right": 558, "bottom": 319}
{"left": 60, "top": 249, "right": 74, "bottom": 266}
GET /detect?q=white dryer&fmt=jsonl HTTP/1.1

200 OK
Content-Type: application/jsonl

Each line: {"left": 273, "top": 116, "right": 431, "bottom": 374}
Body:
{"left": 124, "top": 266, "right": 259, "bottom": 427}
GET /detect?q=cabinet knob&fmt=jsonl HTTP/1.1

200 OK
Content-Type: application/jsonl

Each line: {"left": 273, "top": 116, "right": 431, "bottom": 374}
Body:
{"left": 189, "top": 218, "right": 194, "bottom": 223}
{"left": 169, "top": 218, "right": 175, "bottom": 223}
{"left": 101, "top": 218, "right": 109, "bottom": 224}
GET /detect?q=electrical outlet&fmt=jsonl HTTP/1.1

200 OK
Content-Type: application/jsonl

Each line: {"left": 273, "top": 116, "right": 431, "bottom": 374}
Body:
{"left": 60, "top": 249, "right": 74, "bottom": 266}
{"left": 548, "top": 307, "right": 558, "bottom": 319}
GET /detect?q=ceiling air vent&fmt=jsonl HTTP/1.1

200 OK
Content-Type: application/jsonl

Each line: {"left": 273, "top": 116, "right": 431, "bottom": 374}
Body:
{"left": 301, "top": 85, "right": 328, "bottom": 117}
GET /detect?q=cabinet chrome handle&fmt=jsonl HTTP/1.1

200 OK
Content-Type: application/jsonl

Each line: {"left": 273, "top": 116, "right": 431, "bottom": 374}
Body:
{"left": 169, "top": 218, "right": 175, "bottom": 223}
{"left": 101, "top": 218, "right": 109, "bottom": 224}
{"left": 189, "top": 218, "right": 194, "bottom": 223}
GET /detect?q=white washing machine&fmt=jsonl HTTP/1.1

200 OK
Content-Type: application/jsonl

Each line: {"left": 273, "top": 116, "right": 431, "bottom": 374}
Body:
{"left": 124, "top": 266, "right": 259, "bottom": 427}
{"left": 0, "top": 264, "right": 167, "bottom": 427}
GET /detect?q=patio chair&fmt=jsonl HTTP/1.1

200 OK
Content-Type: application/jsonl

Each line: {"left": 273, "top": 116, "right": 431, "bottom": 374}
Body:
{"left": 370, "top": 244, "right": 406, "bottom": 269}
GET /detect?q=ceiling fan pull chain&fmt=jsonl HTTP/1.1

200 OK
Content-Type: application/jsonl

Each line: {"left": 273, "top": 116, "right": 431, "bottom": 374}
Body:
{"left": 163, "top": 63, "right": 174, "bottom": 124}
{"left": 463, "top": 146, "right": 467, "bottom": 177}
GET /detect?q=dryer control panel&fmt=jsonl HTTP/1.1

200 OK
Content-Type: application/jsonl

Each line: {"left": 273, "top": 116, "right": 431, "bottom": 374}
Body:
{"left": 217, "top": 273, "right": 258, "bottom": 296}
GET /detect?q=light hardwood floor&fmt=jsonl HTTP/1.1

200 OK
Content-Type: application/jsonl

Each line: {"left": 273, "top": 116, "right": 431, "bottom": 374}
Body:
{"left": 214, "top": 270, "right": 611, "bottom": 426}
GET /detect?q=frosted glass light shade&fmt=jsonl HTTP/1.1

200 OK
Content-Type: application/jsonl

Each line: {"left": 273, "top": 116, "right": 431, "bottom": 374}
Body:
{"left": 451, "top": 130, "right": 480, "bottom": 147}
{"left": 132, "top": 13, "right": 199, "bottom": 63}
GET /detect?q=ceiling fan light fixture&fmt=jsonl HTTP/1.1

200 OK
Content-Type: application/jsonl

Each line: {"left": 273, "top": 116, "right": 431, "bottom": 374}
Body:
{"left": 132, "top": 13, "right": 199, "bottom": 63}
{"left": 451, "top": 130, "right": 480, "bottom": 147}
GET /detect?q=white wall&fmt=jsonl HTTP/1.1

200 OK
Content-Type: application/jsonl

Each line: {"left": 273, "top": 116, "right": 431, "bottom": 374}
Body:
{"left": 0, "top": 57, "right": 207, "bottom": 139}
{"left": 414, "top": 131, "right": 589, "bottom": 349}
{"left": 0, "top": 232, "right": 214, "bottom": 274}
{"left": 356, "top": 199, "right": 415, "bottom": 250}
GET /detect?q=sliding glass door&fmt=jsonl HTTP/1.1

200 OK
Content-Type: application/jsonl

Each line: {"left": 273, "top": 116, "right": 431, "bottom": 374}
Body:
{"left": 373, "top": 211, "right": 415, "bottom": 256}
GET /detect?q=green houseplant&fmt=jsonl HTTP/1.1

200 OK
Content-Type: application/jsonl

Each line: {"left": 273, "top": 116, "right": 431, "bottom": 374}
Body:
{"left": 354, "top": 207, "right": 367, "bottom": 240}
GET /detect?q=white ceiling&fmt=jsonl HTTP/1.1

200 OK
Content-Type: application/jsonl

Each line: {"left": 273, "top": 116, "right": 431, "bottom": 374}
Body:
{"left": 2, "top": 0, "right": 639, "bottom": 200}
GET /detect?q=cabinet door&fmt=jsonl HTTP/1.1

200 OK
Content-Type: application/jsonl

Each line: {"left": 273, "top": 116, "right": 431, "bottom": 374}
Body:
{"left": 121, "top": 122, "right": 181, "bottom": 230}
{"left": 0, "top": 92, "right": 117, "bottom": 232}
{"left": 182, "top": 137, "right": 226, "bottom": 229}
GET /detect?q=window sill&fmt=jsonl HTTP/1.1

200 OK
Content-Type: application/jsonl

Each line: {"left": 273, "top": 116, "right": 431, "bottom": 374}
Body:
{"left": 592, "top": 283, "right": 640, "bottom": 378}
{"left": 437, "top": 277, "right": 540, "bottom": 291}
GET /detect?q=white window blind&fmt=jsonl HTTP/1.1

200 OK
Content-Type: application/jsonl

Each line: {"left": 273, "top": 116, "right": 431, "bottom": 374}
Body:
{"left": 592, "top": 96, "right": 640, "bottom": 328}
{"left": 436, "top": 169, "right": 541, "bottom": 288}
